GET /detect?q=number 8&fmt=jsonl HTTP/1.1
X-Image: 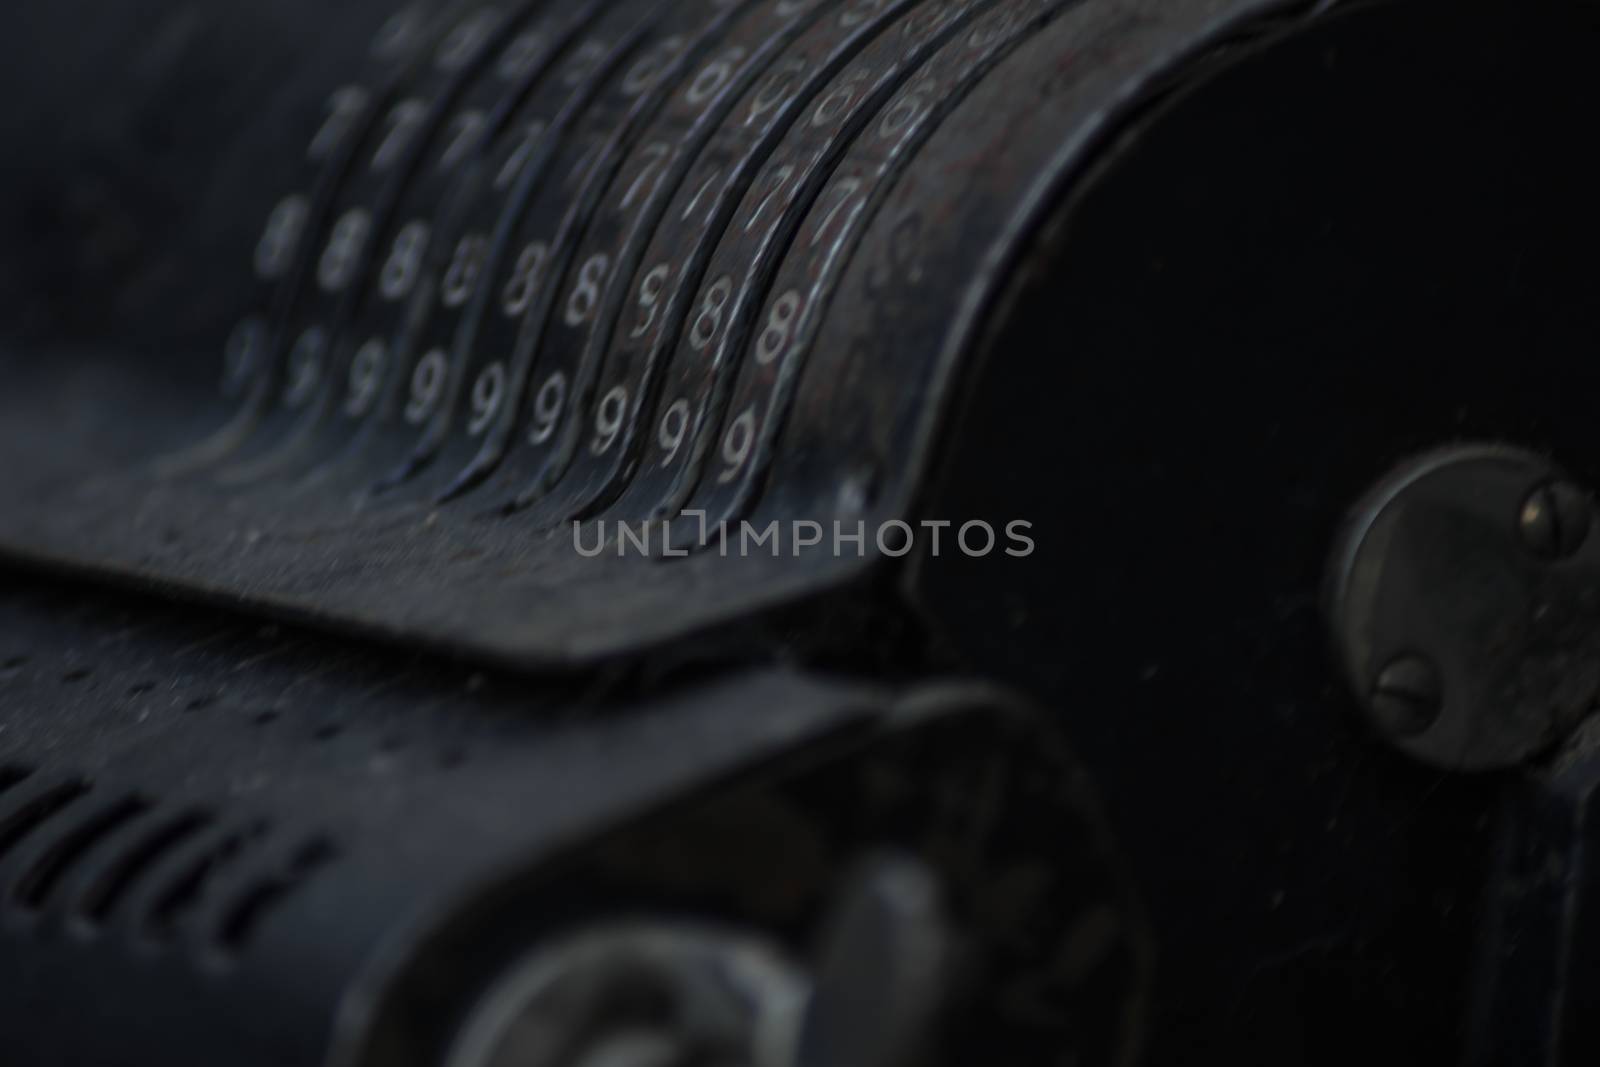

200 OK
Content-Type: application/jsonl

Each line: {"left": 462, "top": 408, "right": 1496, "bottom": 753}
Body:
{"left": 756, "top": 290, "right": 802, "bottom": 364}
{"left": 380, "top": 221, "right": 429, "bottom": 302}
{"left": 565, "top": 253, "right": 610, "bottom": 327}
{"left": 690, "top": 276, "right": 733, "bottom": 351}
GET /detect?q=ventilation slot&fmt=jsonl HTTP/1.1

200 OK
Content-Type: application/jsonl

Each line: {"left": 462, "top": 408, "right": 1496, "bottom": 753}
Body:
{"left": 216, "top": 837, "right": 338, "bottom": 954}
{"left": 145, "top": 821, "right": 268, "bottom": 941}
{"left": 0, "top": 780, "right": 91, "bottom": 863}
{"left": 77, "top": 811, "right": 212, "bottom": 926}
{"left": 12, "top": 795, "right": 150, "bottom": 912}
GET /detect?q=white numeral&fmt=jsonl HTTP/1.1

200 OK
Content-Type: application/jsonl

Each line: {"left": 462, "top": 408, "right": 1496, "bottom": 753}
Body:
{"left": 745, "top": 164, "right": 793, "bottom": 234}
{"left": 284, "top": 328, "right": 326, "bottom": 408}
{"left": 756, "top": 290, "right": 802, "bottom": 364}
{"left": 690, "top": 276, "right": 733, "bottom": 351}
{"left": 439, "top": 110, "right": 486, "bottom": 171}
{"left": 222, "top": 318, "right": 264, "bottom": 395}
{"left": 498, "top": 29, "right": 546, "bottom": 80}
{"left": 658, "top": 398, "right": 690, "bottom": 465}
{"left": 811, "top": 177, "right": 864, "bottom": 250}
{"left": 630, "top": 263, "right": 671, "bottom": 339}
{"left": 593, "top": 386, "right": 627, "bottom": 455}
{"left": 405, "top": 349, "right": 448, "bottom": 423}
{"left": 503, "top": 241, "right": 548, "bottom": 317}
{"left": 255, "top": 195, "right": 308, "bottom": 280}
{"left": 468, "top": 362, "right": 506, "bottom": 435}
{"left": 373, "top": 8, "right": 422, "bottom": 58}
{"left": 621, "top": 142, "right": 670, "bottom": 211}
{"left": 564, "top": 253, "right": 610, "bottom": 327}
{"left": 380, "top": 220, "right": 430, "bottom": 301}
{"left": 309, "top": 87, "right": 367, "bottom": 160}
{"left": 318, "top": 208, "right": 370, "bottom": 291}
{"left": 496, "top": 120, "right": 547, "bottom": 190}
{"left": 372, "top": 99, "right": 427, "bottom": 171}
{"left": 719, "top": 408, "right": 756, "bottom": 483}
{"left": 437, "top": 9, "right": 499, "bottom": 70}
{"left": 686, "top": 46, "right": 745, "bottom": 105}
{"left": 442, "top": 234, "right": 488, "bottom": 308}
{"left": 623, "top": 35, "right": 686, "bottom": 96}
{"left": 530, "top": 372, "right": 567, "bottom": 445}
{"left": 345, "top": 338, "right": 387, "bottom": 417}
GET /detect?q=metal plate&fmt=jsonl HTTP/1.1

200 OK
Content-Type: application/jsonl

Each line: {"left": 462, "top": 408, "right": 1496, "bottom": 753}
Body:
{"left": 0, "top": 0, "right": 1325, "bottom": 667}
{"left": 0, "top": 575, "right": 1144, "bottom": 1067}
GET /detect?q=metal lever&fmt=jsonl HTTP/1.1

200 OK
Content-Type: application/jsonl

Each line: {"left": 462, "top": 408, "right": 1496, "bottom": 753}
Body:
{"left": 447, "top": 854, "right": 951, "bottom": 1067}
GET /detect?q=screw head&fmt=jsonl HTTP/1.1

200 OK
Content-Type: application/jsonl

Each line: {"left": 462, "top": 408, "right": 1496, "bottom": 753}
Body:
{"left": 1371, "top": 656, "right": 1443, "bottom": 737}
{"left": 1519, "top": 481, "right": 1593, "bottom": 561}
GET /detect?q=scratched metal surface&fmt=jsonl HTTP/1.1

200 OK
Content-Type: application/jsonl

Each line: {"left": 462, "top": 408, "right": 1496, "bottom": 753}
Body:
{"left": 0, "top": 573, "right": 1146, "bottom": 1067}
{"left": 0, "top": 0, "right": 1316, "bottom": 667}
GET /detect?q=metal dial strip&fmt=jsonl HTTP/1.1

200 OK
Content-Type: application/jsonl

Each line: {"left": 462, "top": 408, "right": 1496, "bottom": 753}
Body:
{"left": 305, "top": 0, "right": 621, "bottom": 494}
{"left": 215, "top": 3, "right": 520, "bottom": 485}
{"left": 0, "top": 0, "right": 1318, "bottom": 664}
{"left": 376, "top": 0, "right": 674, "bottom": 502}
{"left": 267, "top": 4, "right": 578, "bottom": 489}
{"left": 680, "top": 0, "right": 1076, "bottom": 536}
{"left": 417, "top": 0, "right": 767, "bottom": 506}
{"left": 505, "top": 0, "right": 931, "bottom": 529}
{"left": 598, "top": 0, "right": 996, "bottom": 531}
{"left": 166, "top": 2, "right": 447, "bottom": 476}
{"left": 454, "top": 0, "right": 826, "bottom": 512}
{"left": 294, "top": 0, "right": 649, "bottom": 502}
{"left": 512, "top": 0, "right": 844, "bottom": 524}
{"left": 361, "top": 2, "right": 666, "bottom": 494}
{"left": 193, "top": 0, "right": 1028, "bottom": 527}
{"left": 761, "top": 1, "right": 1113, "bottom": 532}
{"left": 177, "top": 0, "right": 1112, "bottom": 549}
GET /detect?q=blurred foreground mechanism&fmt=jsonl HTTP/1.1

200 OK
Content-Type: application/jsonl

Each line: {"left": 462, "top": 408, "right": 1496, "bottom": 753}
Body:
{"left": 0, "top": 0, "right": 1597, "bottom": 1064}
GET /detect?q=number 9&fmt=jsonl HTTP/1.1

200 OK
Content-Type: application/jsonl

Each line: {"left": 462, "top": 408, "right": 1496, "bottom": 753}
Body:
{"left": 345, "top": 339, "right": 386, "bottom": 417}
{"left": 658, "top": 398, "right": 690, "bottom": 465}
{"left": 593, "top": 386, "right": 628, "bottom": 455}
{"left": 405, "top": 349, "right": 447, "bottom": 424}
{"left": 718, "top": 408, "right": 756, "bottom": 484}
{"left": 468, "top": 363, "right": 505, "bottom": 436}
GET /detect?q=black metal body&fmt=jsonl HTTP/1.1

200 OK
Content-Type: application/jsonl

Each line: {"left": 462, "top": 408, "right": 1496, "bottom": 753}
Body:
{"left": 1, "top": 1, "right": 1599, "bottom": 1065}
{"left": 0, "top": 575, "right": 1144, "bottom": 1067}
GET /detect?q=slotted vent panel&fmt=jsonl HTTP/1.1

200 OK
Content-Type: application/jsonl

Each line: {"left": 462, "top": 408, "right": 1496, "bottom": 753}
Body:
{"left": 216, "top": 837, "right": 340, "bottom": 955}
{"left": 0, "top": 779, "right": 91, "bottom": 864}
{"left": 77, "top": 811, "right": 215, "bottom": 927}
{"left": 12, "top": 795, "right": 152, "bottom": 912}
{"left": 144, "top": 821, "right": 270, "bottom": 942}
